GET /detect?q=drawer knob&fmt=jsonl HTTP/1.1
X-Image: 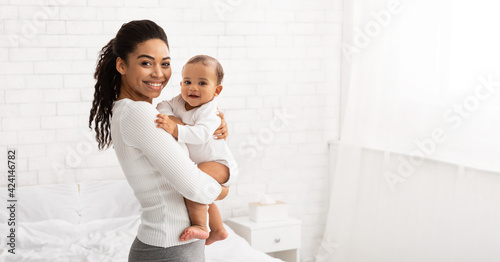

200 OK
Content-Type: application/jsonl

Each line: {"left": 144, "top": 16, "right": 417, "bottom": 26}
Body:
{"left": 275, "top": 237, "right": 281, "bottom": 243}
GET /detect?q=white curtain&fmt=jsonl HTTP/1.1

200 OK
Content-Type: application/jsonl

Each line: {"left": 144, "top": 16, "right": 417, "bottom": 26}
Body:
{"left": 318, "top": 0, "right": 500, "bottom": 261}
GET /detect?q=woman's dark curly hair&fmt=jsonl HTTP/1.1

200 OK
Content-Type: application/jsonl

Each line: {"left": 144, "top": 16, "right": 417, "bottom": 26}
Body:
{"left": 89, "top": 20, "right": 169, "bottom": 150}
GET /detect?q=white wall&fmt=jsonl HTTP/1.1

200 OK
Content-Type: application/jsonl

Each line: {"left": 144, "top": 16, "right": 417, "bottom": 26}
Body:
{"left": 0, "top": 0, "right": 342, "bottom": 260}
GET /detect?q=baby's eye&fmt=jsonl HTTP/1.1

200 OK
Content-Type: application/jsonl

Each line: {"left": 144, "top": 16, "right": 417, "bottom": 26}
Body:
{"left": 184, "top": 81, "right": 191, "bottom": 85}
{"left": 199, "top": 82, "right": 207, "bottom": 85}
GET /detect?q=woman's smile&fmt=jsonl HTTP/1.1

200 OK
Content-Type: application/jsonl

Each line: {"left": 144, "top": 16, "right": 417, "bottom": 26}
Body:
{"left": 144, "top": 81, "right": 166, "bottom": 90}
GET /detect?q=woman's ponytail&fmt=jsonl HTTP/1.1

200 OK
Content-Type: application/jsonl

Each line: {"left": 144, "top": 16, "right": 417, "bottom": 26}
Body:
{"left": 89, "top": 38, "right": 121, "bottom": 150}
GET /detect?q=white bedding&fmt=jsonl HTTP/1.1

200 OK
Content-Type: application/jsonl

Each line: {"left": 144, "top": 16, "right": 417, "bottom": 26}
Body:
{"left": 0, "top": 180, "right": 282, "bottom": 262}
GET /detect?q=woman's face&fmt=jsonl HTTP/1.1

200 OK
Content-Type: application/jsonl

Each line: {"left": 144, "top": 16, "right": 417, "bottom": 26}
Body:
{"left": 117, "top": 38, "right": 171, "bottom": 103}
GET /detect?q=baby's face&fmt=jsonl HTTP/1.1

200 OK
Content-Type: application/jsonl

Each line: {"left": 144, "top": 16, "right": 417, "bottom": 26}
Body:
{"left": 180, "top": 62, "right": 220, "bottom": 110}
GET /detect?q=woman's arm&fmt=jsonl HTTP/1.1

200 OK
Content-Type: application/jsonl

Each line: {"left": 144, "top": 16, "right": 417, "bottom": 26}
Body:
{"left": 120, "top": 101, "right": 222, "bottom": 204}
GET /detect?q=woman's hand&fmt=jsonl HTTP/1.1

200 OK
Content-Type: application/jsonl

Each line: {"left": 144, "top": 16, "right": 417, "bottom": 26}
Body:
{"left": 213, "top": 110, "right": 228, "bottom": 140}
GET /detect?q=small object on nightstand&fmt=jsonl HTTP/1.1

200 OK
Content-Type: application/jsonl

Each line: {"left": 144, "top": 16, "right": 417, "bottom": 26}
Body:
{"left": 226, "top": 216, "right": 301, "bottom": 262}
{"left": 249, "top": 201, "right": 288, "bottom": 222}
{"left": 249, "top": 194, "right": 288, "bottom": 222}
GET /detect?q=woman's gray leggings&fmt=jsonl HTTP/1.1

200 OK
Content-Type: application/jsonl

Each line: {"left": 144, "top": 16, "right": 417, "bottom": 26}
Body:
{"left": 128, "top": 237, "right": 205, "bottom": 262}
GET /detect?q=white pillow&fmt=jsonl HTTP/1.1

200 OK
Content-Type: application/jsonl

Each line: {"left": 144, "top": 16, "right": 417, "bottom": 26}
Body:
{"left": 0, "top": 183, "right": 80, "bottom": 224}
{"left": 79, "top": 180, "right": 140, "bottom": 223}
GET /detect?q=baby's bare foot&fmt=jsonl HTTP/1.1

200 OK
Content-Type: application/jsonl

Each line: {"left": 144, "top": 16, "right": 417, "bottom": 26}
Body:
{"left": 205, "top": 228, "right": 228, "bottom": 245}
{"left": 179, "top": 226, "right": 209, "bottom": 242}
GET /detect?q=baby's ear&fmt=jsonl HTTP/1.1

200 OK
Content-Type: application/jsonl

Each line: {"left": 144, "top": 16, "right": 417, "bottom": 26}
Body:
{"left": 215, "top": 84, "right": 223, "bottom": 96}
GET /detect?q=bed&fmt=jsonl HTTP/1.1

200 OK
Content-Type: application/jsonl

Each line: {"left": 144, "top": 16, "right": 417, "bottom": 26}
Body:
{"left": 0, "top": 180, "right": 283, "bottom": 262}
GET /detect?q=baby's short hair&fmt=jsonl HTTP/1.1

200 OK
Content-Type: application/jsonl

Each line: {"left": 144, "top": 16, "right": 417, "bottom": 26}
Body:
{"left": 185, "top": 55, "right": 224, "bottom": 85}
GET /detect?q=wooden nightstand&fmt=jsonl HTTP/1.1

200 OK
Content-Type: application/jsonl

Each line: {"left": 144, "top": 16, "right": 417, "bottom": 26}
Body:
{"left": 226, "top": 216, "right": 302, "bottom": 262}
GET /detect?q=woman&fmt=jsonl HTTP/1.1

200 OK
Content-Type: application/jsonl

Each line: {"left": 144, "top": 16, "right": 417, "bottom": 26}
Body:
{"left": 89, "top": 20, "right": 228, "bottom": 261}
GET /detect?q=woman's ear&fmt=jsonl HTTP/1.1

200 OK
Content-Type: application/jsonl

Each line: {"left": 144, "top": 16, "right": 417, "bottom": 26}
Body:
{"left": 214, "top": 85, "right": 223, "bottom": 96}
{"left": 116, "top": 57, "right": 126, "bottom": 75}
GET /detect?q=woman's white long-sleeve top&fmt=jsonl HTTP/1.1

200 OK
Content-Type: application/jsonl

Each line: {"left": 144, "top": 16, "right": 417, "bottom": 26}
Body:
{"left": 111, "top": 98, "right": 221, "bottom": 248}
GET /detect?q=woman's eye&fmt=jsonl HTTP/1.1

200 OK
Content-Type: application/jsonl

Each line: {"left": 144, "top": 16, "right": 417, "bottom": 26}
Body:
{"left": 163, "top": 62, "right": 170, "bottom": 67}
{"left": 141, "top": 61, "right": 151, "bottom": 66}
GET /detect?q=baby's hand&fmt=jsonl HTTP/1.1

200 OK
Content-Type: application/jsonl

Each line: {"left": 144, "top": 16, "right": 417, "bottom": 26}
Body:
{"left": 167, "top": 115, "right": 185, "bottom": 126}
{"left": 155, "top": 114, "right": 178, "bottom": 139}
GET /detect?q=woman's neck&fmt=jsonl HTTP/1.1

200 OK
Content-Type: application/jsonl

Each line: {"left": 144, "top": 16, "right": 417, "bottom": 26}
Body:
{"left": 118, "top": 87, "right": 153, "bottom": 104}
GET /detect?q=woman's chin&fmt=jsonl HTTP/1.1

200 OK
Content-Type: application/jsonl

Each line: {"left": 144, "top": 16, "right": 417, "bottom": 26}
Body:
{"left": 149, "top": 89, "right": 164, "bottom": 97}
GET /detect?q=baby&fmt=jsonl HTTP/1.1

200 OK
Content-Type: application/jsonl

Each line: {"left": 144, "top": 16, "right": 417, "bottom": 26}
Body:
{"left": 155, "top": 55, "right": 238, "bottom": 245}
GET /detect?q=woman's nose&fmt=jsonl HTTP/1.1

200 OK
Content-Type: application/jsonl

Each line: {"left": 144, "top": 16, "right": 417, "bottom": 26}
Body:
{"left": 151, "top": 65, "right": 163, "bottom": 78}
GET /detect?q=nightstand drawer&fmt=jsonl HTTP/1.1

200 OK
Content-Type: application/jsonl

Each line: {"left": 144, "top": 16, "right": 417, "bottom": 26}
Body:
{"left": 226, "top": 216, "right": 302, "bottom": 261}
{"left": 250, "top": 224, "right": 301, "bottom": 253}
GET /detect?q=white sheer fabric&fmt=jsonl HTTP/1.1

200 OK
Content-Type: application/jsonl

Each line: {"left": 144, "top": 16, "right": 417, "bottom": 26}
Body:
{"left": 318, "top": 0, "right": 500, "bottom": 261}
{"left": 341, "top": 0, "right": 500, "bottom": 171}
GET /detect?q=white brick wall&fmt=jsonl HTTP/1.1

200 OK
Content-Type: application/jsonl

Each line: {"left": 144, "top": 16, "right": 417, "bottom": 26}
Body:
{"left": 0, "top": 1, "right": 341, "bottom": 261}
